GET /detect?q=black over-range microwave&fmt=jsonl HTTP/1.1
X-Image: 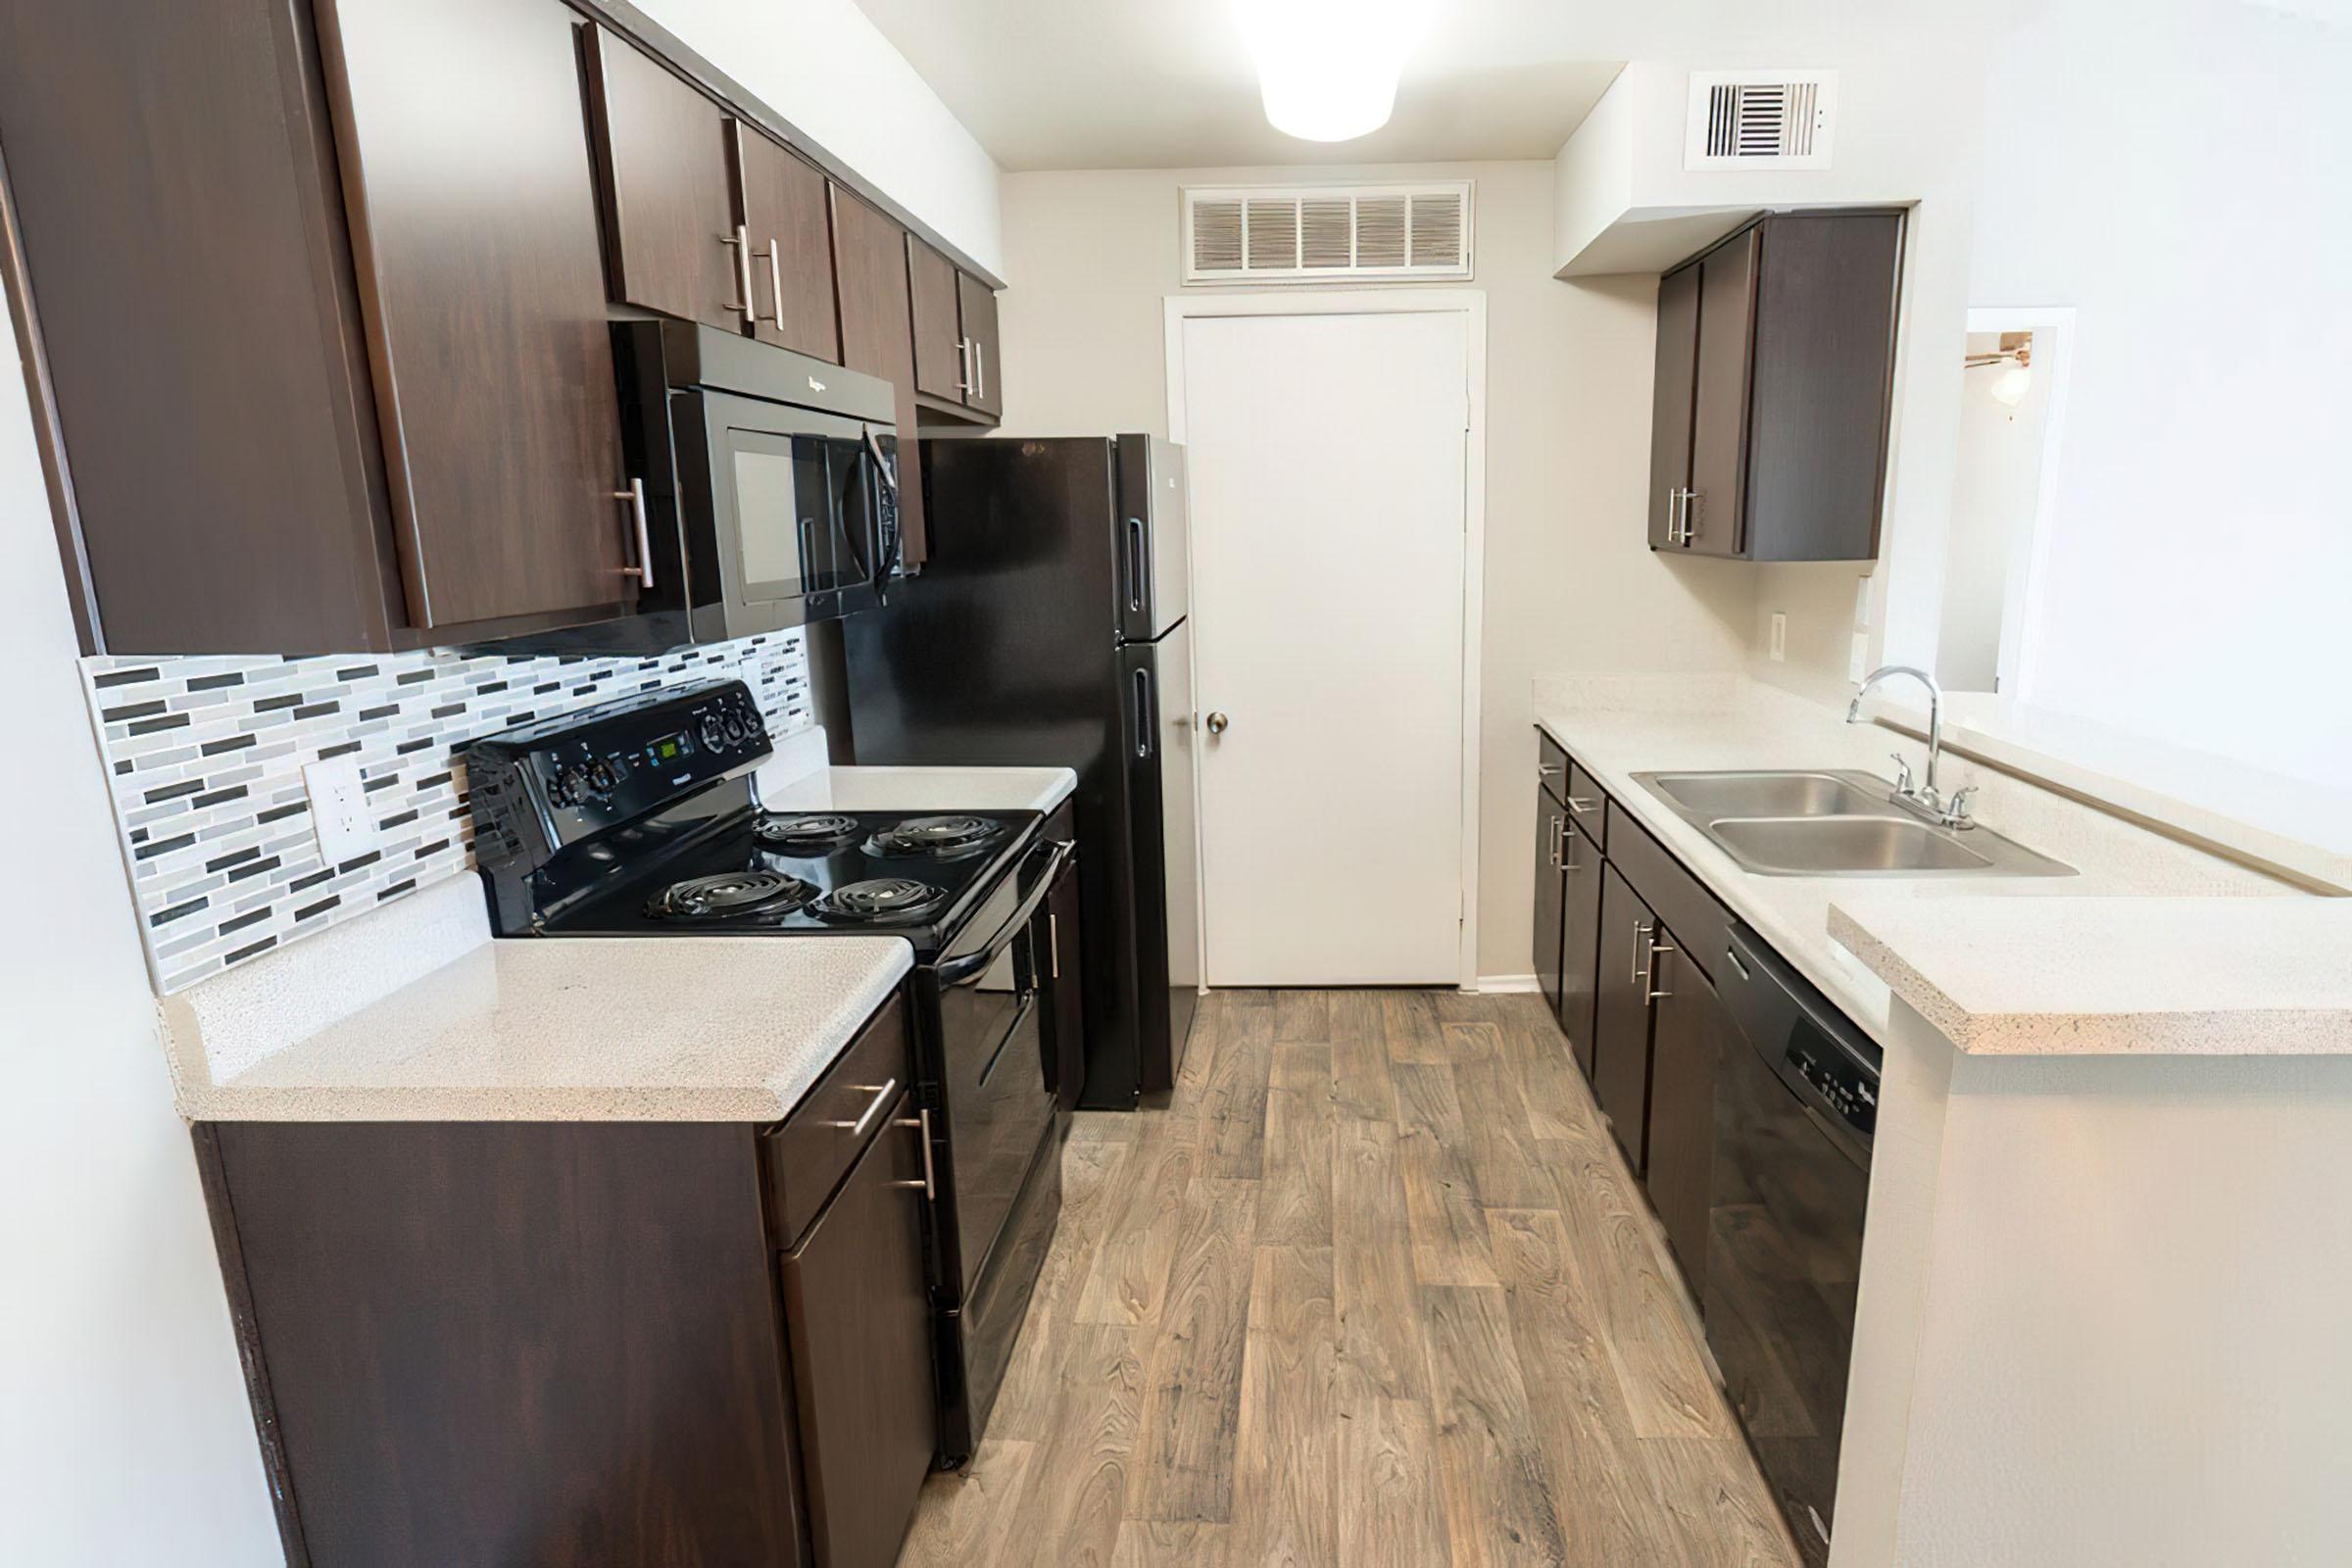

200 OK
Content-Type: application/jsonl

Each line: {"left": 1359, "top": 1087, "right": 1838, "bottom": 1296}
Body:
{"left": 611, "top": 319, "right": 903, "bottom": 648}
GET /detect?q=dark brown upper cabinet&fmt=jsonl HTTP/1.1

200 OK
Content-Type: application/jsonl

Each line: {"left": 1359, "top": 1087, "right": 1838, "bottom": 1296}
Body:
{"left": 907, "top": 234, "right": 1002, "bottom": 422}
{"left": 831, "top": 184, "right": 929, "bottom": 567}
{"left": 907, "top": 234, "right": 965, "bottom": 401}
{"left": 581, "top": 24, "right": 743, "bottom": 334}
{"left": 1649, "top": 210, "right": 1902, "bottom": 564}
{"left": 1646, "top": 262, "right": 1701, "bottom": 553}
{"left": 733, "top": 126, "right": 839, "bottom": 363}
{"left": 0, "top": 0, "right": 404, "bottom": 654}
{"left": 956, "top": 270, "right": 1003, "bottom": 418}
{"left": 318, "top": 0, "right": 638, "bottom": 632}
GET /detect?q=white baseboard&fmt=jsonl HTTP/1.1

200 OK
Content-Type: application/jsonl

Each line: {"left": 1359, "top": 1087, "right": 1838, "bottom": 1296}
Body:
{"left": 1468, "top": 973, "right": 1541, "bottom": 994}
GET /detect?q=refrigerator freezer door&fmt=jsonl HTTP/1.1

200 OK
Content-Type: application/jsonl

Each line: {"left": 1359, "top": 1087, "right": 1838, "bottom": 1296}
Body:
{"left": 1116, "top": 436, "right": 1191, "bottom": 643}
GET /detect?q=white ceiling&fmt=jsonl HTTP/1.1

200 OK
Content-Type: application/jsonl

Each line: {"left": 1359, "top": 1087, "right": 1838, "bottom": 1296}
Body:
{"left": 848, "top": 0, "right": 1631, "bottom": 172}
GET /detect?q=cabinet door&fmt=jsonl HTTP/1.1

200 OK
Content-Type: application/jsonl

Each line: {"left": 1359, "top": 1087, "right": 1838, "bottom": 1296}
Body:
{"left": 732, "top": 124, "right": 839, "bottom": 362}
{"left": 317, "top": 0, "right": 635, "bottom": 631}
{"left": 956, "top": 270, "right": 1003, "bottom": 417}
{"left": 1558, "top": 817, "right": 1605, "bottom": 1081}
{"left": 581, "top": 25, "right": 743, "bottom": 333}
{"left": 1534, "top": 789, "right": 1568, "bottom": 1021}
{"left": 1592, "top": 862, "right": 1659, "bottom": 1173}
{"left": 1744, "top": 212, "right": 1904, "bottom": 563}
{"left": 1042, "top": 855, "right": 1087, "bottom": 1111}
{"left": 780, "top": 1094, "right": 936, "bottom": 1568}
{"left": 1647, "top": 262, "right": 1700, "bottom": 550}
{"left": 1644, "top": 941, "right": 1726, "bottom": 1293}
{"left": 907, "top": 235, "right": 964, "bottom": 400}
{"left": 1687, "top": 225, "right": 1759, "bottom": 559}
{"left": 831, "top": 186, "right": 929, "bottom": 568}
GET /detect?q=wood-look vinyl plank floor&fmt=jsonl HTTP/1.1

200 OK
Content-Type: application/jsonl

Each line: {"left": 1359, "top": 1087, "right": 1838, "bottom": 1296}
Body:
{"left": 898, "top": 989, "right": 1799, "bottom": 1568}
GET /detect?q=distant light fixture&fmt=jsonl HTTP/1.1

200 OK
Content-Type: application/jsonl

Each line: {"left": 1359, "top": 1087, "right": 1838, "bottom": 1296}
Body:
{"left": 1238, "top": 0, "right": 1435, "bottom": 143}
{"left": 1964, "top": 334, "right": 2034, "bottom": 409}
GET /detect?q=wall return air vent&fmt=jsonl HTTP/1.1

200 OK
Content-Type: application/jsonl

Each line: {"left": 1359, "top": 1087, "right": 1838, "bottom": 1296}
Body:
{"left": 1183, "top": 182, "right": 1473, "bottom": 285}
{"left": 1685, "top": 71, "right": 1838, "bottom": 171}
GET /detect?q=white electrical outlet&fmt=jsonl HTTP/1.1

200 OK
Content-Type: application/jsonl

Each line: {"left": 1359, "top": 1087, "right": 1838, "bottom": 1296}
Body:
{"left": 1769, "top": 612, "right": 1788, "bottom": 662}
{"left": 304, "top": 754, "right": 379, "bottom": 865}
{"left": 1848, "top": 632, "right": 1871, "bottom": 683}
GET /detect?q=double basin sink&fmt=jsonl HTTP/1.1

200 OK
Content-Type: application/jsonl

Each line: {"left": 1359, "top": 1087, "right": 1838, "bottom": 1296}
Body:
{"left": 1633, "top": 769, "right": 2076, "bottom": 878}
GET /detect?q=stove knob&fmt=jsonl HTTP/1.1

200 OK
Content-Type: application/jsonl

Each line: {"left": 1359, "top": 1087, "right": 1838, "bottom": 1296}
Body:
{"left": 587, "top": 760, "right": 617, "bottom": 795}
{"left": 699, "top": 711, "right": 728, "bottom": 751}
{"left": 558, "top": 766, "right": 589, "bottom": 805}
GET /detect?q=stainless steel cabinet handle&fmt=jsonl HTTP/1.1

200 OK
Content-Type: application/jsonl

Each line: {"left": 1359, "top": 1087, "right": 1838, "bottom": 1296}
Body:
{"left": 1565, "top": 795, "right": 1597, "bottom": 816}
{"left": 723, "top": 223, "right": 755, "bottom": 323}
{"left": 610, "top": 478, "right": 654, "bottom": 589}
{"left": 956, "top": 336, "right": 972, "bottom": 394}
{"left": 887, "top": 1108, "right": 936, "bottom": 1200}
{"left": 822, "top": 1076, "right": 899, "bottom": 1138}
{"left": 1725, "top": 945, "right": 1752, "bottom": 982}
{"left": 1645, "top": 932, "right": 1678, "bottom": 1002}
{"left": 1632, "top": 920, "right": 1651, "bottom": 986}
{"left": 761, "top": 237, "right": 785, "bottom": 329}
{"left": 975, "top": 342, "right": 986, "bottom": 402}
{"left": 1561, "top": 821, "right": 1581, "bottom": 872}
{"left": 1546, "top": 812, "right": 1565, "bottom": 870}
{"left": 1204, "top": 710, "right": 1229, "bottom": 735}
{"left": 1538, "top": 762, "right": 1564, "bottom": 778}
{"left": 1048, "top": 911, "right": 1061, "bottom": 980}
{"left": 1683, "top": 489, "right": 1701, "bottom": 543}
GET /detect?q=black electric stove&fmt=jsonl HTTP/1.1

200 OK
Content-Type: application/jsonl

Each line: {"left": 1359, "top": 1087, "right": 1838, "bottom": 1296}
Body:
{"left": 539, "top": 806, "right": 1031, "bottom": 951}
{"left": 463, "top": 680, "right": 1075, "bottom": 1467}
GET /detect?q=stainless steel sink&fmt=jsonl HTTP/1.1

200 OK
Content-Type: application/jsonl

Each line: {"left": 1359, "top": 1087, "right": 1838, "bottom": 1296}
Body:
{"left": 1632, "top": 768, "right": 2076, "bottom": 878}
{"left": 1709, "top": 815, "right": 1993, "bottom": 874}
{"left": 1645, "top": 770, "right": 1895, "bottom": 819}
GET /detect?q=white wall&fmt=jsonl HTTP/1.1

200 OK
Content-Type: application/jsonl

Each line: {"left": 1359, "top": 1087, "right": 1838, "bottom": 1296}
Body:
{"left": 996, "top": 162, "right": 1755, "bottom": 981}
{"left": 1971, "top": 0, "right": 2351, "bottom": 787}
{"left": 637, "top": 0, "right": 1004, "bottom": 275}
{"left": 0, "top": 312, "right": 282, "bottom": 1552}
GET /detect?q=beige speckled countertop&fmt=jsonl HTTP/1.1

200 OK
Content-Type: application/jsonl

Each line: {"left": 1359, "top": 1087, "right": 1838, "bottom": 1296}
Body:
{"left": 755, "top": 760, "right": 1077, "bottom": 813}
{"left": 1826, "top": 897, "right": 2352, "bottom": 1055}
{"left": 1532, "top": 674, "right": 2315, "bottom": 1054}
{"left": 162, "top": 878, "right": 911, "bottom": 1120}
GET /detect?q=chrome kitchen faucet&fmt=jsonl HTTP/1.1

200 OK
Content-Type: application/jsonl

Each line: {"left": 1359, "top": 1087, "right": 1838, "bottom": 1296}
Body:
{"left": 1847, "top": 664, "right": 1978, "bottom": 829}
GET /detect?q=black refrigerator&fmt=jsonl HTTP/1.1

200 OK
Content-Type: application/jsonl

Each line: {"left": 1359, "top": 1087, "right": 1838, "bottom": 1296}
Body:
{"left": 843, "top": 435, "right": 1201, "bottom": 1108}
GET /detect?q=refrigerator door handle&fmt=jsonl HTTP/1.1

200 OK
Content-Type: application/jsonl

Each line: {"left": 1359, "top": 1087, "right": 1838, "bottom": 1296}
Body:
{"left": 1124, "top": 515, "right": 1148, "bottom": 615}
{"left": 1132, "top": 666, "right": 1154, "bottom": 759}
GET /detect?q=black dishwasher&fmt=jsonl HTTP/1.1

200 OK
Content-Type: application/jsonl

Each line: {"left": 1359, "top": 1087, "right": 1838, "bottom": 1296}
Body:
{"left": 1706, "top": 923, "right": 1879, "bottom": 1566}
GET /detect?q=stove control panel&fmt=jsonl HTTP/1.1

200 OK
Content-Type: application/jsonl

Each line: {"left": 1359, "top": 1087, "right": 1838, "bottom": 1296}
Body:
{"left": 464, "top": 679, "right": 770, "bottom": 874}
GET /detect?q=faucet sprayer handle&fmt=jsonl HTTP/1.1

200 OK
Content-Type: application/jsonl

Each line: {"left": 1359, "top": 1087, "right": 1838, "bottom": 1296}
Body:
{"left": 1889, "top": 753, "right": 1915, "bottom": 796}
{"left": 1946, "top": 785, "right": 1979, "bottom": 824}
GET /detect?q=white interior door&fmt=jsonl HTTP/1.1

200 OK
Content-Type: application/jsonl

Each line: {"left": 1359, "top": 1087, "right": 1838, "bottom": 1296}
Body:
{"left": 1181, "top": 310, "right": 1468, "bottom": 986}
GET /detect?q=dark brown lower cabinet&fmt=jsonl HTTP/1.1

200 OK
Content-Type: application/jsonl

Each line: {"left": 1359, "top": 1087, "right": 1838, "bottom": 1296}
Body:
{"left": 1558, "top": 815, "right": 1605, "bottom": 1079}
{"left": 195, "top": 991, "right": 935, "bottom": 1568}
{"left": 781, "top": 1093, "right": 937, "bottom": 1568}
{"left": 1533, "top": 787, "right": 1568, "bottom": 1018}
{"left": 1592, "top": 862, "right": 1660, "bottom": 1172}
{"left": 1643, "top": 943, "right": 1728, "bottom": 1292}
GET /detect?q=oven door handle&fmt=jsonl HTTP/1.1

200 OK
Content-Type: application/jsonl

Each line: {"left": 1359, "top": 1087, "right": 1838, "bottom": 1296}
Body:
{"left": 935, "top": 839, "right": 1076, "bottom": 987}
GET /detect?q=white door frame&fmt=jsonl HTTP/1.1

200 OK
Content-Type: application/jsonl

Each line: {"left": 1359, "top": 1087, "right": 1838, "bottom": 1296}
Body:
{"left": 1964, "top": 305, "right": 2076, "bottom": 704}
{"left": 1164, "top": 289, "right": 1488, "bottom": 992}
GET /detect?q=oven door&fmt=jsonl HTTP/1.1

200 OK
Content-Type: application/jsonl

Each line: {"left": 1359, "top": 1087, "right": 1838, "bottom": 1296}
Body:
{"left": 699, "top": 390, "right": 876, "bottom": 628}
{"left": 933, "top": 837, "right": 1075, "bottom": 1297}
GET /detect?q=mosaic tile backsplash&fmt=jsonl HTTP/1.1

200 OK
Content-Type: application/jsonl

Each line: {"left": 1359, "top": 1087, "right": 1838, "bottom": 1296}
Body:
{"left": 83, "top": 631, "right": 811, "bottom": 994}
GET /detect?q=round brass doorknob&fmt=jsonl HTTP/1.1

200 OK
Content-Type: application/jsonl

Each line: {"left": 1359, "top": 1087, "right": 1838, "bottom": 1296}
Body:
{"left": 1205, "top": 711, "right": 1229, "bottom": 735}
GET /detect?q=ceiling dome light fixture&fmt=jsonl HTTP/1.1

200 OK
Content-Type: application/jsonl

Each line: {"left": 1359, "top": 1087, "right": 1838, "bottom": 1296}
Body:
{"left": 1238, "top": 0, "right": 1436, "bottom": 143}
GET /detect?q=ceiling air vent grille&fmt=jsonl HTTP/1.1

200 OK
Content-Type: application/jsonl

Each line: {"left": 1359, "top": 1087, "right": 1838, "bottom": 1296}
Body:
{"left": 1685, "top": 71, "right": 1838, "bottom": 171}
{"left": 1183, "top": 182, "right": 1474, "bottom": 285}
